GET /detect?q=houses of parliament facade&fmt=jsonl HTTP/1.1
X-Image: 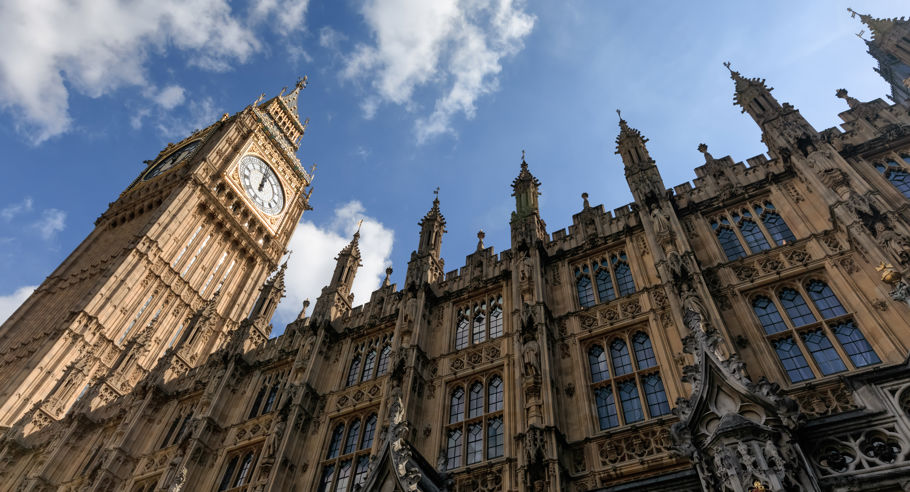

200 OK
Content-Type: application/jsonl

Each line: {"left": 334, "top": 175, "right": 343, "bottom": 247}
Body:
{"left": 3, "top": 9, "right": 910, "bottom": 492}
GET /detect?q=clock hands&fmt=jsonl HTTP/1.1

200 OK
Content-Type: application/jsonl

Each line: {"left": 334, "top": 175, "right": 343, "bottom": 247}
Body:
{"left": 257, "top": 174, "right": 267, "bottom": 192}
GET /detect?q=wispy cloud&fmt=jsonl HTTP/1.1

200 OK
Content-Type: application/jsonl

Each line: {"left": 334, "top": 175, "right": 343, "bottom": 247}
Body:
{"left": 0, "top": 285, "right": 36, "bottom": 324}
{"left": 1, "top": 197, "right": 33, "bottom": 221}
{"left": 276, "top": 201, "right": 394, "bottom": 331}
{"left": 341, "top": 0, "right": 535, "bottom": 143}
{"left": 33, "top": 209, "right": 66, "bottom": 240}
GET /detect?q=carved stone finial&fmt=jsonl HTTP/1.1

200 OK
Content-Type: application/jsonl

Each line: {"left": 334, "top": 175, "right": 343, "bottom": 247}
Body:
{"left": 476, "top": 230, "right": 485, "bottom": 250}
{"left": 383, "top": 267, "right": 393, "bottom": 287}
{"left": 581, "top": 192, "right": 590, "bottom": 209}
{"left": 836, "top": 88, "right": 861, "bottom": 109}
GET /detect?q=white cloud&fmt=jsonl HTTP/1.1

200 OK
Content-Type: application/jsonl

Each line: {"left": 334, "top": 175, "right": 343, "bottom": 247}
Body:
{"left": 152, "top": 85, "right": 186, "bottom": 110}
{"left": 341, "top": 0, "right": 535, "bottom": 142}
{"left": 1, "top": 197, "right": 33, "bottom": 221}
{"left": 155, "top": 96, "right": 221, "bottom": 139}
{"left": 33, "top": 209, "right": 66, "bottom": 240}
{"left": 0, "top": 0, "right": 310, "bottom": 144}
{"left": 277, "top": 201, "right": 395, "bottom": 326}
{"left": 319, "top": 26, "right": 347, "bottom": 50}
{"left": 0, "top": 285, "right": 36, "bottom": 325}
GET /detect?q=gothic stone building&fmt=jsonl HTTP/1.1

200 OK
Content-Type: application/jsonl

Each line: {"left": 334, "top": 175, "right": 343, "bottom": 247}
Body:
{"left": 4, "top": 11, "right": 910, "bottom": 492}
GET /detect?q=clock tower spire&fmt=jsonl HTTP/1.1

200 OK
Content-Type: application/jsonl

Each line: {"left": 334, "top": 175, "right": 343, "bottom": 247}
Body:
{"left": 0, "top": 78, "right": 314, "bottom": 434}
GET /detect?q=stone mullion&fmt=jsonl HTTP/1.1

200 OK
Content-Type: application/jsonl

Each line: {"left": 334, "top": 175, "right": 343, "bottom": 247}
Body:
{"left": 185, "top": 227, "right": 223, "bottom": 291}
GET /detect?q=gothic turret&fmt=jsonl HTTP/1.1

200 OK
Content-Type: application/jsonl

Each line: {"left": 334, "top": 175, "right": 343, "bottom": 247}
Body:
{"left": 849, "top": 8, "right": 910, "bottom": 106}
{"left": 248, "top": 260, "right": 288, "bottom": 329}
{"left": 726, "top": 62, "right": 782, "bottom": 125}
{"left": 312, "top": 230, "right": 362, "bottom": 324}
{"left": 510, "top": 152, "right": 547, "bottom": 248}
{"left": 406, "top": 193, "right": 446, "bottom": 287}
{"left": 616, "top": 113, "right": 665, "bottom": 205}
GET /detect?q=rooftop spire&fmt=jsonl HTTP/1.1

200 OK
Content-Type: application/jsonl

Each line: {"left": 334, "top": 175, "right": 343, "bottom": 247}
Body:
{"left": 280, "top": 75, "right": 308, "bottom": 115}
{"left": 724, "top": 62, "right": 780, "bottom": 120}
{"left": 614, "top": 110, "right": 653, "bottom": 167}
{"left": 848, "top": 8, "right": 900, "bottom": 42}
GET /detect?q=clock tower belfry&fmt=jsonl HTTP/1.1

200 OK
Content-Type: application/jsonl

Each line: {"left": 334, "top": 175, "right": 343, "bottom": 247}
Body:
{"left": 0, "top": 78, "right": 314, "bottom": 433}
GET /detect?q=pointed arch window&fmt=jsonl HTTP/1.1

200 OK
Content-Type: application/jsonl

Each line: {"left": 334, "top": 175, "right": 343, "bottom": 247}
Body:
{"left": 449, "top": 388, "right": 465, "bottom": 424}
{"left": 632, "top": 332, "right": 656, "bottom": 369}
{"left": 610, "top": 339, "right": 633, "bottom": 376}
{"left": 444, "top": 374, "right": 505, "bottom": 470}
{"left": 713, "top": 202, "right": 796, "bottom": 261}
{"left": 874, "top": 159, "right": 910, "bottom": 198}
{"left": 453, "top": 295, "right": 504, "bottom": 349}
{"left": 595, "top": 264, "right": 616, "bottom": 302}
{"left": 320, "top": 413, "right": 379, "bottom": 492}
{"left": 575, "top": 266, "right": 596, "bottom": 307}
{"left": 758, "top": 203, "right": 796, "bottom": 246}
{"left": 588, "top": 346, "right": 609, "bottom": 382}
{"left": 586, "top": 328, "right": 671, "bottom": 431}
{"left": 218, "top": 447, "right": 261, "bottom": 491}
{"left": 361, "top": 350, "right": 376, "bottom": 383}
{"left": 751, "top": 279, "right": 879, "bottom": 383}
{"left": 347, "top": 333, "right": 393, "bottom": 387}
{"left": 573, "top": 253, "right": 637, "bottom": 309}
{"left": 346, "top": 354, "right": 361, "bottom": 387}
{"left": 713, "top": 220, "right": 746, "bottom": 261}
{"left": 376, "top": 345, "right": 392, "bottom": 376}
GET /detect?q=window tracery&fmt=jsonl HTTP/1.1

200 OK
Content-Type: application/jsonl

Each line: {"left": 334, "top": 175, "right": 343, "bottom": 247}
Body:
{"left": 873, "top": 156, "right": 910, "bottom": 198}
{"left": 217, "top": 446, "right": 262, "bottom": 492}
{"left": 345, "top": 333, "right": 393, "bottom": 387}
{"left": 750, "top": 278, "right": 880, "bottom": 384}
{"left": 453, "top": 295, "right": 504, "bottom": 350}
{"left": 445, "top": 374, "right": 504, "bottom": 470}
{"left": 585, "top": 329, "right": 670, "bottom": 431}
{"left": 319, "top": 412, "right": 378, "bottom": 492}
{"left": 573, "top": 251, "right": 636, "bottom": 309}
{"left": 711, "top": 201, "right": 796, "bottom": 261}
{"left": 248, "top": 368, "right": 289, "bottom": 419}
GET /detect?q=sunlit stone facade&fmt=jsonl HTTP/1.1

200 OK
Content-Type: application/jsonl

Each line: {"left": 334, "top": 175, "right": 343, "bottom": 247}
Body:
{"left": 3, "top": 11, "right": 910, "bottom": 492}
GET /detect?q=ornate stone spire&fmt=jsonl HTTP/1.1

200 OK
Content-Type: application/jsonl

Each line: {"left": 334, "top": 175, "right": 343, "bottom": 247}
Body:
{"left": 417, "top": 189, "right": 446, "bottom": 258}
{"left": 848, "top": 8, "right": 900, "bottom": 42}
{"left": 280, "top": 75, "right": 307, "bottom": 115}
{"left": 614, "top": 110, "right": 653, "bottom": 168}
{"left": 724, "top": 62, "right": 780, "bottom": 120}
{"left": 511, "top": 151, "right": 542, "bottom": 220}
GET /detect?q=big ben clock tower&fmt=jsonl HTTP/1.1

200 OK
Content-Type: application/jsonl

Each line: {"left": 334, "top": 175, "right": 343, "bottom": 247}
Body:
{"left": 0, "top": 78, "right": 314, "bottom": 432}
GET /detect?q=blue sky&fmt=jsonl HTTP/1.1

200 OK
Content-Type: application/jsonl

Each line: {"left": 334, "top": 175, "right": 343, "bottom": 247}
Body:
{"left": 0, "top": 0, "right": 906, "bottom": 333}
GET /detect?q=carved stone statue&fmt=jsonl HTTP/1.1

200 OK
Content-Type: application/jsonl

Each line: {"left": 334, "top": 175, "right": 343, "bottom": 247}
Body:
{"left": 650, "top": 204, "right": 671, "bottom": 236}
{"left": 522, "top": 334, "right": 540, "bottom": 378}
{"left": 874, "top": 222, "right": 910, "bottom": 264}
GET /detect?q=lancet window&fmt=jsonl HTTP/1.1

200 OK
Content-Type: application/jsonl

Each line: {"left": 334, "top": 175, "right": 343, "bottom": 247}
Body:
{"left": 217, "top": 446, "right": 262, "bottom": 492}
{"left": 873, "top": 155, "right": 910, "bottom": 199}
{"left": 573, "top": 251, "right": 636, "bottom": 309}
{"left": 248, "top": 368, "right": 289, "bottom": 419}
{"left": 445, "top": 374, "right": 505, "bottom": 470}
{"left": 750, "top": 278, "right": 880, "bottom": 384}
{"left": 585, "top": 329, "right": 669, "bottom": 431}
{"left": 453, "top": 295, "right": 504, "bottom": 350}
{"left": 159, "top": 402, "right": 195, "bottom": 449}
{"left": 346, "top": 333, "right": 393, "bottom": 387}
{"left": 318, "top": 412, "right": 378, "bottom": 492}
{"left": 711, "top": 201, "right": 796, "bottom": 261}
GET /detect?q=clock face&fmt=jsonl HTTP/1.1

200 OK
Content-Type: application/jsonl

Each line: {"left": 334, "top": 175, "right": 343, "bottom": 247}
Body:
{"left": 143, "top": 140, "right": 201, "bottom": 181}
{"left": 239, "top": 155, "right": 285, "bottom": 215}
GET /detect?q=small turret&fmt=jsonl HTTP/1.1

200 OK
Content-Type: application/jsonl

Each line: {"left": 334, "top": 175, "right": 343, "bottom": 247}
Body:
{"left": 510, "top": 152, "right": 547, "bottom": 248}
{"left": 406, "top": 192, "right": 446, "bottom": 287}
{"left": 725, "top": 62, "right": 782, "bottom": 124}
{"left": 312, "top": 230, "right": 362, "bottom": 324}
{"left": 616, "top": 112, "right": 666, "bottom": 205}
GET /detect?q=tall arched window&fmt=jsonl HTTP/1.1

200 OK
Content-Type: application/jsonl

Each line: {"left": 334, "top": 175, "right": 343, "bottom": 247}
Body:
{"left": 773, "top": 337, "right": 814, "bottom": 383}
{"left": 488, "top": 376, "right": 503, "bottom": 412}
{"left": 759, "top": 208, "right": 796, "bottom": 246}
{"left": 320, "top": 414, "right": 378, "bottom": 492}
{"left": 805, "top": 280, "right": 847, "bottom": 319}
{"left": 610, "top": 339, "right": 633, "bottom": 376}
{"left": 327, "top": 424, "right": 344, "bottom": 459}
{"left": 875, "top": 159, "right": 910, "bottom": 198}
{"left": 738, "top": 218, "right": 771, "bottom": 253}
{"left": 343, "top": 420, "right": 361, "bottom": 455}
{"left": 595, "top": 266, "right": 615, "bottom": 302}
{"left": 489, "top": 302, "right": 503, "bottom": 339}
{"left": 376, "top": 345, "right": 392, "bottom": 376}
{"left": 778, "top": 288, "right": 816, "bottom": 326}
{"left": 832, "top": 320, "right": 880, "bottom": 367}
{"left": 587, "top": 329, "right": 670, "bottom": 430}
{"left": 445, "top": 376, "right": 505, "bottom": 470}
{"left": 454, "top": 316, "right": 469, "bottom": 350}
{"left": 217, "top": 448, "right": 262, "bottom": 492}
{"left": 468, "top": 382, "right": 484, "bottom": 418}
{"left": 360, "top": 414, "right": 377, "bottom": 450}
{"left": 472, "top": 306, "right": 487, "bottom": 344}
{"left": 588, "top": 346, "right": 609, "bottom": 382}
{"left": 632, "top": 332, "right": 656, "bottom": 369}
{"left": 346, "top": 354, "right": 361, "bottom": 387}
{"left": 594, "top": 387, "right": 618, "bottom": 429}
{"left": 449, "top": 388, "right": 465, "bottom": 424}
{"left": 715, "top": 225, "right": 746, "bottom": 261}
{"left": 612, "top": 253, "right": 636, "bottom": 296}
{"left": 802, "top": 330, "right": 847, "bottom": 375}
{"left": 361, "top": 350, "right": 376, "bottom": 383}
{"left": 576, "top": 266, "right": 596, "bottom": 307}
{"left": 752, "top": 296, "right": 788, "bottom": 335}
